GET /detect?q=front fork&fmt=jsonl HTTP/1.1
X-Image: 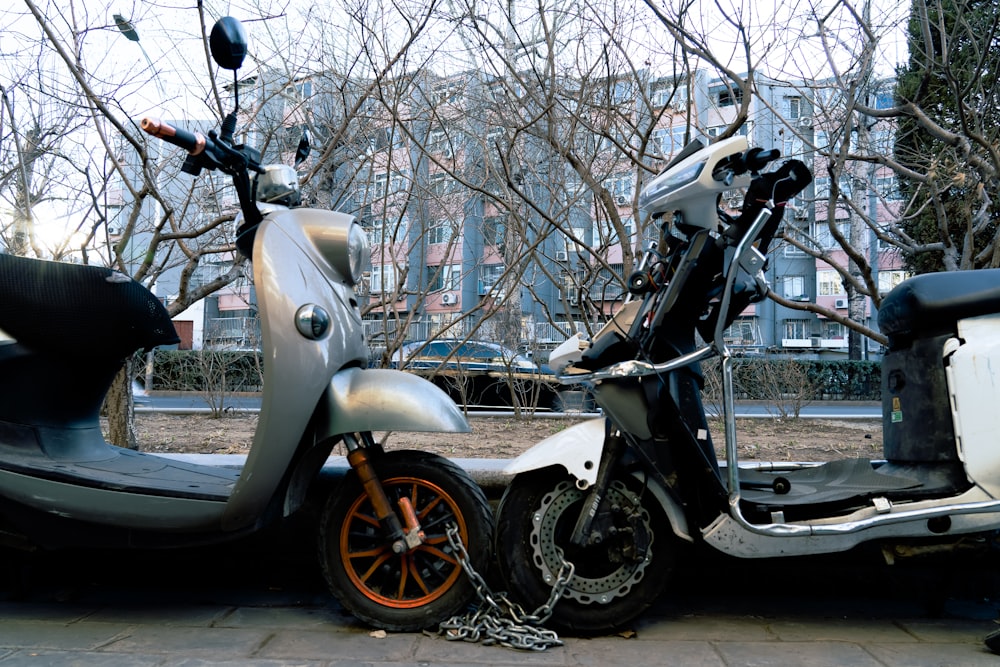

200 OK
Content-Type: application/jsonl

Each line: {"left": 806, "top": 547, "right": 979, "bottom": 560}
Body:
{"left": 343, "top": 432, "right": 425, "bottom": 553}
{"left": 569, "top": 428, "right": 625, "bottom": 547}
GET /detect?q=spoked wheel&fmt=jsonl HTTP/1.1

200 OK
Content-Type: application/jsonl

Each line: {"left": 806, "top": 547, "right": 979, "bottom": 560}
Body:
{"left": 495, "top": 467, "right": 677, "bottom": 635}
{"left": 319, "top": 450, "right": 493, "bottom": 631}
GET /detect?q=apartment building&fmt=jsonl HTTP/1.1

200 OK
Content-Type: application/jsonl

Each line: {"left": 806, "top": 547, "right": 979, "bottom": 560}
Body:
{"left": 182, "top": 66, "right": 905, "bottom": 360}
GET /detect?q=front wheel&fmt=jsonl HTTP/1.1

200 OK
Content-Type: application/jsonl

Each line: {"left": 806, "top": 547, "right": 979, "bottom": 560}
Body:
{"left": 318, "top": 450, "right": 493, "bottom": 631}
{"left": 495, "top": 467, "right": 677, "bottom": 634}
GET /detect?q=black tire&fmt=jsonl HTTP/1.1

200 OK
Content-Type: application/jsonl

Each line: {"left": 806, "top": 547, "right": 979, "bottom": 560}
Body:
{"left": 318, "top": 450, "right": 493, "bottom": 631}
{"left": 495, "top": 466, "right": 676, "bottom": 634}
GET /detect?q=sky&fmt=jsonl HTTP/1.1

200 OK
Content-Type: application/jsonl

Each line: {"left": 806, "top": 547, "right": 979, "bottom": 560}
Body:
{"left": 1, "top": 0, "right": 910, "bottom": 254}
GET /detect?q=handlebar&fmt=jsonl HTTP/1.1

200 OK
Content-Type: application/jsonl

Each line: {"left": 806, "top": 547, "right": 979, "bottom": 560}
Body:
{"left": 140, "top": 114, "right": 265, "bottom": 258}
{"left": 712, "top": 146, "right": 782, "bottom": 185}
{"left": 734, "top": 147, "right": 780, "bottom": 175}
{"left": 141, "top": 118, "right": 207, "bottom": 155}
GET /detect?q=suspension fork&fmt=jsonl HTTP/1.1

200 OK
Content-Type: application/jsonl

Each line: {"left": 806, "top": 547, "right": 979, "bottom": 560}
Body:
{"left": 569, "top": 427, "right": 626, "bottom": 548}
{"left": 342, "top": 432, "right": 424, "bottom": 553}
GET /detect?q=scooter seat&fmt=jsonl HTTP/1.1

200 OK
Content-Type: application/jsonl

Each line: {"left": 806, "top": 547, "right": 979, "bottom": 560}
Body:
{"left": 0, "top": 253, "right": 179, "bottom": 357}
{"left": 878, "top": 268, "right": 1000, "bottom": 345}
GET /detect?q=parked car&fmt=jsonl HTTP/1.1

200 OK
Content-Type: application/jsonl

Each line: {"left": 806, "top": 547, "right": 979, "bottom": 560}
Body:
{"left": 391, "top": 339, "right": 541, "bottom": 374}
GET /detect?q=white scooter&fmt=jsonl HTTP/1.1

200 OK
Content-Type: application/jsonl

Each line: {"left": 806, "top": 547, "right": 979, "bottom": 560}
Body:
{"left": 494, "top": 134, "right": 1000, "bottom": 634}
{"left": 0, "top": 17, "right": 492, "bottom": 632}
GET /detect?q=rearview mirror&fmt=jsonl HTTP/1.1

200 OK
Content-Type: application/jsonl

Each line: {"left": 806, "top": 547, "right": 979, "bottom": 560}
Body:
{"left": 209, "top": 17, "right": 247, "bottom": 71}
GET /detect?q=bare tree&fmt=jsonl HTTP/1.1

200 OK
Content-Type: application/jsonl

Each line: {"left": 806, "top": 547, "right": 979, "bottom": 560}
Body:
{"left": 639, "top": 0, "right": 1000, "bottom": 354}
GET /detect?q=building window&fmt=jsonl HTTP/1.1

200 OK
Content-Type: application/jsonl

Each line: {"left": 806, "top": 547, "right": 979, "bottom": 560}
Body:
{"left": 785, "top": 96, "right": 801, "bottom": 120}
{"left": 783, "top": 319, "right": 810, "bottom": 340}
{"left": 429, "top": 172, "right": 455, "bottom": 197}
{"left": 370, "top": 263, "right": 399, "bottom": 293}
{"left": 426, "top": 263, "right": 461, "bottom": 292}
{"left": 428, "top": 219, "right": 454, "bottom": 245}
{"left": 817, "top": 269, "right": 844, "bottom": 296}
{"left": 595, "top": 216, "right": 634, "bottom": 246}
{"left": 372, "top": 172, "right": 388, "bottom": 199}
{"left": 782, "top": 275, "right": 806, "bottom": 300}
{"left": 652, "top": 126, "right": 687, "bottom": 157}
{"left": 876, "top": 175, "right": 902, "bottom": 200}
{"left": 715, "top": 86, "right": 743, "bottom": 107}
{"left": 814, "top": 176, "right": 830, "bottom": 199}
{"left": 603, "top": 173, "right": 634, "bottom": 200}
{"left": 426, "top": 129, "right": 452, "bottom": 157}
{"left": 479, "top": 264, "right": 504, "bottom": 293}
{"left": 482, "top": 216, "right": 506, "bottom": 246}
{"left": 782, "top": 135, "right": 803, "bottom": 158}
{"left": 813, "top": 221, "right": 850, "bottom": 249}
{"left": 878, "top": 270, "right": 909, "bottom": 295}
{"left": 724, "top": 316, "right": 759, "bottom": 346}
{"left": 782, "top": 221, "right": 808, "bottom": 256}
{"left": 821, "top": 321, "right": 846, "bottom": 340}
{"left": 650, "top": 81, "right": 687, "bottom": 108}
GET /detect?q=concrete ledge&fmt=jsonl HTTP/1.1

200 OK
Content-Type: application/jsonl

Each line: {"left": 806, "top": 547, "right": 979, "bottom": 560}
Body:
{"left": 159, "top": 453, "right": 514, "bottom": 499}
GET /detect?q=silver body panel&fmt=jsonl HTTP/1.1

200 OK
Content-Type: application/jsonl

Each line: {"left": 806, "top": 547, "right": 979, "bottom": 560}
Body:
{"left": 0, "top": 207, "right": 468, "bottom": 536}
{"left": 222, "top": 208, "right": 366, "bottom": 530}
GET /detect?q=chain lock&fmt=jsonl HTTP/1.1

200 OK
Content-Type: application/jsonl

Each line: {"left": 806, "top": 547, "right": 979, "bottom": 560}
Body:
{"left": 438, "top": 523, "right": 574, "bottom": 651}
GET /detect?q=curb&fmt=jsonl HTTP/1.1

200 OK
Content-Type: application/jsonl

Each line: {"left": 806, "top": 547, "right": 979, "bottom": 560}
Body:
{"left": 160, "top": 453, "right": 513, "bottom": 499}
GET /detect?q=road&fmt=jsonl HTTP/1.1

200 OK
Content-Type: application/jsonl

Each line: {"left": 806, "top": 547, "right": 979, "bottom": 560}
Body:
{"left": 138, "top": 392, "right": 883, "bottom": 419}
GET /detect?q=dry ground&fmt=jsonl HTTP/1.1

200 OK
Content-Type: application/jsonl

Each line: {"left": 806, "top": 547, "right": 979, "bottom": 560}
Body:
{"left": 132, "top": 411, "right": 882, "bottom": 462}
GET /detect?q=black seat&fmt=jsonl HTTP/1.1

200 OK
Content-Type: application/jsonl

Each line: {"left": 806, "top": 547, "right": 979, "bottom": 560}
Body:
{"left": 0, "top": 253, "right": 179, "bottom": 358}
{"left": 878, "top": 269, "right": 1000, "bottom": 346}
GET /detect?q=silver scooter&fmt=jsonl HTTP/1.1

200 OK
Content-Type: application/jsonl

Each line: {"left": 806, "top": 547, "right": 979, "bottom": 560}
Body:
{"left": 0, "top": 17, "right": 492, "bottom": 632}
{"left": 495, "top": 135, "right": 1000, "bottom": 634}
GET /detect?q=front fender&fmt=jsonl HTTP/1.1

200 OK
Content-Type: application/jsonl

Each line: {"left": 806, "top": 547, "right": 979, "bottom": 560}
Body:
{"left": 503, "top": 418, "right": 605, "bottom": 486}
{"left": 321, "top": 367, "right": 470, "bottom": 435}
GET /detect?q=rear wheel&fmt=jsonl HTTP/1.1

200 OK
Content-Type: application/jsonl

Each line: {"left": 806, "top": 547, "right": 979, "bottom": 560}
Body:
{"left": 495, "top": 467, "right": 677, "bottom": 634}
{"left": 319, "top": 450, "right": 493, "bottom": 631}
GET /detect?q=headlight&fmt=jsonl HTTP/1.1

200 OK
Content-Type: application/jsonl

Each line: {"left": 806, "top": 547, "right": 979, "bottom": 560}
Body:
{"left": 639, "top": 159, "right": 706, "bottom": 213}
{"left": 299, "top": 210, "right": 371, "bottom": 286}
{"left": 347, "top": 222, "right": 371, "bottom": 285}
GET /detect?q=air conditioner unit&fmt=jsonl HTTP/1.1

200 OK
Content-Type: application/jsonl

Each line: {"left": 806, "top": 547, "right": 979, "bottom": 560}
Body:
{"left": 555, "top": 250, "right": 569, "bottom": 262}
{"left": 834, "top": 298, "right": 848, "bottom": 309}
{"left": 614, "top": 195, "right": 629, "bottom": 206}
{"left": 798, "top": 116, "right": 813, "bottom": 128}
{"left": 441, "top": 292, "right": 458, "bottom": 305}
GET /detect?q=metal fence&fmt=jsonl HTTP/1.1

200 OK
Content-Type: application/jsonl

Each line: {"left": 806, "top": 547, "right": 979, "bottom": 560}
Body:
{"left": 204, "top": 317, "right": 261, "bottom": 350}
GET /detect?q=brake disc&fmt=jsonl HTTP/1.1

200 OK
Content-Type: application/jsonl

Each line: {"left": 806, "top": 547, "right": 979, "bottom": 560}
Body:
{"left": 530, "top": 479, "right": 653, "bottom": 605}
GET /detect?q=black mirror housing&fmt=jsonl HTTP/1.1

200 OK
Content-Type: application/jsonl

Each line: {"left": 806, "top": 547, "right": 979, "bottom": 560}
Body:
{"left": 210, "top": 17, "right": 248, "bottom": 70}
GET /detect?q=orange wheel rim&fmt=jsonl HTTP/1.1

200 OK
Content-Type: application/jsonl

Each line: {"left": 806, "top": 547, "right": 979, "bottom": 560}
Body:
{"left": 339, "top": 476, "right": 468, "bottom": 609}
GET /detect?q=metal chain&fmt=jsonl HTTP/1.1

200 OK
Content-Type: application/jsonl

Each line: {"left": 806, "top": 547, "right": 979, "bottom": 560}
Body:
{"left": 439, "top": 523, "right": 575, "bottom": 651}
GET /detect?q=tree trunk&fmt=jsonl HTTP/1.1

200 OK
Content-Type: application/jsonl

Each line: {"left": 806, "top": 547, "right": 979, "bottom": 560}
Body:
{"left": 104, "top": 359, "right": 138, "bottom": 450}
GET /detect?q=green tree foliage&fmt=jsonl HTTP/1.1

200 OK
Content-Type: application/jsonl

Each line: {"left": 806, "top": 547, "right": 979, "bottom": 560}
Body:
{"left": 894, "top": 0, "right": 1000, "bottom": 273}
